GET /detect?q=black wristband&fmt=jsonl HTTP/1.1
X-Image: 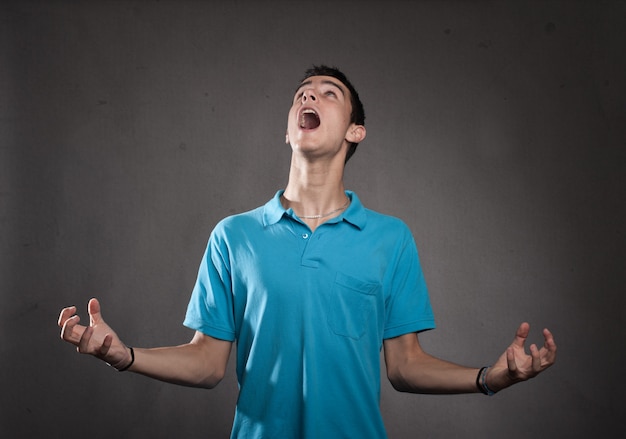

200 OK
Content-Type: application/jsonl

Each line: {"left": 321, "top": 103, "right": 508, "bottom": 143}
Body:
{"left": 117, "top": 346, "right": 134, "bottom": 372}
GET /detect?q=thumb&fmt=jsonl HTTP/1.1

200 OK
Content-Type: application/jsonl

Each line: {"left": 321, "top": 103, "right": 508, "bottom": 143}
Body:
{"left": 88, "top": 297, "right": 104, "bottom": 325}
{"left": 511, "top": 322, "right": 530, "bottom": 348}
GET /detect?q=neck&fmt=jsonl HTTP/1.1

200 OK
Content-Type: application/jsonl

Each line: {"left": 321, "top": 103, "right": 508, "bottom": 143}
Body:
{"left": 282, "top": 154, "right": 348, "bottom": 229}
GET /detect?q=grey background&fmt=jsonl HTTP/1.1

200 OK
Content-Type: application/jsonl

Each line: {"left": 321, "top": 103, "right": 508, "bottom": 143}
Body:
{"left": 2, "top": 0, "right": 624, "bottom": 438}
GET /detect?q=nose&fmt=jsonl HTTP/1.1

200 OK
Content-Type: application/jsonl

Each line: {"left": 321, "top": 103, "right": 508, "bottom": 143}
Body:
{"left": 302, "top": 89, "right": 317, "bottom": 103}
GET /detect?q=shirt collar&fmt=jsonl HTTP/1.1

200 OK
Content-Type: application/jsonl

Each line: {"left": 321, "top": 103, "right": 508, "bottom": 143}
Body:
{"left": 263, "top": 190, "right": 367, "bottom": 230}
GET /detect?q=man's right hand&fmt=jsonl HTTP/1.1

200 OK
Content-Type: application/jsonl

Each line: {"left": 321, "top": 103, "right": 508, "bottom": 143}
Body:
{"left": 58, "top": 298, "right": 133, "bottom": 371}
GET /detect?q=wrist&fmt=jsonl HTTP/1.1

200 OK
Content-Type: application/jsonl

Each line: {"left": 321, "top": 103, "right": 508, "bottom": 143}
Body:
{"left": 476, "top": 366, "right": 496, "bottom": 396}
{"left": 116, "top": 346, "right": 135, "bottom": 372}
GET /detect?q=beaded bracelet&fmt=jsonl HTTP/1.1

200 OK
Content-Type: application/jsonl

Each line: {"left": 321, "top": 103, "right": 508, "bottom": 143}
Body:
{"left": 476, "top": 366, "right": 496, "bottom": 396}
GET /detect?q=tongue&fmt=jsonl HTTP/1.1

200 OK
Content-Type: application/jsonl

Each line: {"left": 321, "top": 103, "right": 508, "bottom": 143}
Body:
{"left": 300, "top": 112, "right": 320, "bottom": 129}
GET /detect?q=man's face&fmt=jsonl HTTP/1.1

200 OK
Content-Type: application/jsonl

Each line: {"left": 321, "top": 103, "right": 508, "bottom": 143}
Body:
{"left": 286, "top": 75, "right": 357, "bottom": 159}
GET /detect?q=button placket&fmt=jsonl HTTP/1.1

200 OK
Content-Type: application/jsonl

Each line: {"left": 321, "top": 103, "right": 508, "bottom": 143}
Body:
{"left": 300, "top": 229, "right": 320, "bottom": 268}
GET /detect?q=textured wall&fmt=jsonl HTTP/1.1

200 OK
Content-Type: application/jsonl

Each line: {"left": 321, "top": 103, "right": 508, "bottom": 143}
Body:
{"left": 1, "top": 1, "right": 624, "bottom": 438}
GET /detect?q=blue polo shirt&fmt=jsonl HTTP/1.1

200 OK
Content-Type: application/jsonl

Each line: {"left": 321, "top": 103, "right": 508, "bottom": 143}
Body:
{"left": 184, "top": 190, "right": 435, "bottom": 438}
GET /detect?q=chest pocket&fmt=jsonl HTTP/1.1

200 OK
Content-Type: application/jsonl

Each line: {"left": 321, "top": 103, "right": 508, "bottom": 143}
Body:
{"left": 327, "top": 272, "right": 380, "bottom": 340}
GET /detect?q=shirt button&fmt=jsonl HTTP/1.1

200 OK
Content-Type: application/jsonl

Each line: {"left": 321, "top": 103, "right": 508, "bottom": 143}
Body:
{"left": 302, "top": 233, "right": 309, "bottom": 239}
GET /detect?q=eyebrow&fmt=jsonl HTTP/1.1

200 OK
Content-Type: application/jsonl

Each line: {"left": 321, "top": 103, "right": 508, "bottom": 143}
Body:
{"left": 294, "top": 79, "right": 346, "bottom": 97}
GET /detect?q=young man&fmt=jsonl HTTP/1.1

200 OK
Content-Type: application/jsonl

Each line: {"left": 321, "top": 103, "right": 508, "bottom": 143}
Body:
{"left": 58, "top": 66, "right": 557, "bottom": 438}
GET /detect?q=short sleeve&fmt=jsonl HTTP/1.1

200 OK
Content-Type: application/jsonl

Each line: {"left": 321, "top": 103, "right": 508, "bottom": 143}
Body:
{"left": 183, "top": 228, "right": 237, "bottom": 342}
{"left": 383, "top": 227, "right": 435, "bottom": 339}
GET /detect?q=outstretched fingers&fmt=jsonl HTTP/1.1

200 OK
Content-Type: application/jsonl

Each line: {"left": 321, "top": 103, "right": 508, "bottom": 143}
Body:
{"left": 539, "top": 328, "right": 557, "bottom": 368}
{"left": 505, "top": 346, "right": 518, "bottom": 373}
{"left": 490, "top": 323, "right": 557, "bottom": 391}
{"left": 59, "top": 298, "right": 129, "bottom": 370}
{"left": 513, "top": 324, "right": 557, "bottom": 377}
{"left": 75, "top": 321, "right": 110, "bottom": 357}
{"left": 57, "top": 306, "right": 76, "bottom": 328}
{"left": 59, "top": 310, "right": 86, "bottom": 346}
{"left": 88, "top": 297, "right": 104, "bottom": 326}
{"left": 511, "top": 322, "right": 531, "bottom": 349}
{"left": 542, "top": 328, "right": 557, "bottom": 351}
{"left": 99, "top": 333, "right": 113, "bottom": 357}
{"left": 530, "top": 343, "right": 542, "bottom": 373}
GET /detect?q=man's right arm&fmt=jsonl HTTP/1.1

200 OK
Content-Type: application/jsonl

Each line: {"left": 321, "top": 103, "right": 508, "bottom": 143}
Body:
{"left": 58, "top": 298, "right": 232, "bottom": 389}
{"left": 128, "top": 332, "right": 232, "bottom": 388}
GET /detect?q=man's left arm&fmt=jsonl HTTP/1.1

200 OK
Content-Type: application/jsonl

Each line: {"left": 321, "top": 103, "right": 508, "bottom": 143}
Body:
{"left": 383, "top": 322, "right": 557, "bottom": 394}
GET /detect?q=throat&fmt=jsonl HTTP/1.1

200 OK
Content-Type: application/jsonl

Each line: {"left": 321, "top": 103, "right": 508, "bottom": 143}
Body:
{"left": 299, "top": 112, "right": 320, "bottom": 129}
{"left": 298, "top": 198, "right": 350, "bottom": 219}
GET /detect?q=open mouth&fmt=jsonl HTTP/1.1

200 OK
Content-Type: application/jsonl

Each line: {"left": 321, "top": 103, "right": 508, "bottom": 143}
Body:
{"left": 299, "top": 109, "right": 320, "bottom": 130}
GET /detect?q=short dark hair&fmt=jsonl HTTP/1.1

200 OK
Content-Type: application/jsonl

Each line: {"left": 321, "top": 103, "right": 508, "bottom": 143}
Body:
{"left": 300, "top": 65, "right": 365, "bottom": 163}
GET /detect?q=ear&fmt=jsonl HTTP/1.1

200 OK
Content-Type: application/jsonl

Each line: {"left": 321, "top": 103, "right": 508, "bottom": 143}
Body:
{"left": 346, "top": 124, "right": 366, "bottom": 144}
